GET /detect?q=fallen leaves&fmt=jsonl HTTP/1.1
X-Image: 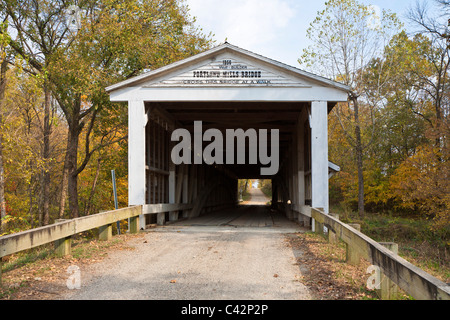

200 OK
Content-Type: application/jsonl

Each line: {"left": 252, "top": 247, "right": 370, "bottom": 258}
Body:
{"left": 285, "top": 232, "right": 377, "bottom": 300}
{"left": 0, "top": 233, "right": 145, "bottom": 300}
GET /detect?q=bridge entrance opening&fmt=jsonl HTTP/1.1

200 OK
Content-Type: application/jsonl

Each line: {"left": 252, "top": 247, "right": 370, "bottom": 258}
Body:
{"left": 106, "top": 43, "right": 349, "bottom": 230}
{"left": 141, "top": 100, "right": 307, "bottom": 228}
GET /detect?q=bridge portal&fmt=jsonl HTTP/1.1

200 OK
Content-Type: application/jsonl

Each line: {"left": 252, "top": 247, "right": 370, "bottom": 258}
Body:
{"left": 106, "top": 43, "right": 349, "bottom": 230}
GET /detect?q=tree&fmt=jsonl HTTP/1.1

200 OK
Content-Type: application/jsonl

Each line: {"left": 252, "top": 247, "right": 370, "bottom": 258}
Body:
{"left": 408, "top": 0, "right": 450, "bottom": 149}
{"left": 0, "top": 40, "right": 7, "bottom": 232}
{"left": 1, "top": 0, "right": 213, "bottom": 220}
{"left": 390, "top": 143, "right": 449, "bottom": 229}
{"left": 48, "top": 0, "right": 213, "bottom": 218}
{"left": 1, "top": 0, "right": 69, "bottom": 225}
{"left": 0, "top": 15, "right": 12, "bottom": 231}
{"left": 299, "top": 0, "right": 402, "bottom": 217}
{"left": 363, "top": 32, "right": 431, "bottom": 174}
{"left": 381, "top": 0, "right": 450, "bottom": 229}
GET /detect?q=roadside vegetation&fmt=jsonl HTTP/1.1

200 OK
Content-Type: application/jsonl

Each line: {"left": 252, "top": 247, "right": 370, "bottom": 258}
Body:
{"left": 238, "top": 179, "right": 253, "bottom": 202}
{"left": 259, "top": 180, "right": 272, "bottom": 200}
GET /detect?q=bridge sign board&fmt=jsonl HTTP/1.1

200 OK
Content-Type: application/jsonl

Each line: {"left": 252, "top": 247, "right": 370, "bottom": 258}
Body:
{"left": 143, "top": 57, "right": 310, "bottom": 88}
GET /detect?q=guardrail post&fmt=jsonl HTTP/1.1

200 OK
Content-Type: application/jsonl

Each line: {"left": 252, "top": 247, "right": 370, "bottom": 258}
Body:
{"left": 157, "top": 213, "right": 165, "bottom": 226}
{"left": 328, "top": 214, "right": 339, "bottom": 244}
{"left": 312, "top": 207, "right": 324, "bottom": 234}
{"left": 345, "top": 243, "right": 360, "bottom": 265}
{"left": 348, "top": 223, "right": 361, "bottom": 231}
{"left": 129, "top": 216, "right": 139, "bottom": 234}
{"left": 53, "top": 219, "right": 72, "bottom": 257}
{"left": 345, "top": 223, "right": 361, "bottom": 265}
{"left": 54, "top": 236, "right": 72, "bottom": 257}
{"left": 314, "top": 219, "right": 324, "bottom": 235}
{"left": 378, "top": 242, "right": 400, "bottom": 300}
{"left": 303, "top": 216, "right": 311, "bottom": 228}
{"left": 99, "top": 224, "right": 113, "bottom": 241}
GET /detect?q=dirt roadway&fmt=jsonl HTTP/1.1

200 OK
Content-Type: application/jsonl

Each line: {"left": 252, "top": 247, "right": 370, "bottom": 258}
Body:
{"left": 62, "top": 190, "right": 311, "bottom": 300}
{"left": 242, "top": 187, "right": 270, "bottom": 205}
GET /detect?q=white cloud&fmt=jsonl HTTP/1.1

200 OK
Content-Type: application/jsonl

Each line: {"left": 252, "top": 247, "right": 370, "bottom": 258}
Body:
{"left": 186, "top": 0, "right": 296, "bottom": 48}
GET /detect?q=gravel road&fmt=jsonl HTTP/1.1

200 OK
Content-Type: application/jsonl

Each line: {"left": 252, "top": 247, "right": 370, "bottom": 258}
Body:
{"left": 62, "top": 190, "right": 311, "bottom": 300}
{"left": 242, "top": 187, "right": 270, "bottom": 205}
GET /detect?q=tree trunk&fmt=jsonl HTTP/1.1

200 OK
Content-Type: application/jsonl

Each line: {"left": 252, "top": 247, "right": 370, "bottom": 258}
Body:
{"left": 28, "top": 174, "right": 34, "bottom": 228}
{"left": 84, "top": 157, "right": 102, "bottom": 216}
{"left": 41, "top": 84, "right": 51, "bottom": 225}
{"left": 58, "top": 135, "right": 70, "bottom": 219}
{"left": 352, "top": 96, "right": 365, "bottom": 218}
{"left": 0, "top": 58, "right": 7, "bottom": 232}
{"left": 67, "top": 124, "right": 81, "bottom": 218}
{"left": 0, "top": 120, "right": 4, "bottom": 231}
{"left": 66, "top": 97, "right": 84, "bottom": 219}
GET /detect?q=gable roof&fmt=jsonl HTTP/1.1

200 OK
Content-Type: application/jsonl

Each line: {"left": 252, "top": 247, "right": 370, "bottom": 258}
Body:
{"left": 105, "top": 42, "right": 351, "bottom": 93}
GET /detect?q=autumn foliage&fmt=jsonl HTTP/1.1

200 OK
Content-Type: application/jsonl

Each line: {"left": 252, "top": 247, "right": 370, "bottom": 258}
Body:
{"left": 0, "top": 0, "right": 213, "bottom": 235}
{"left": 307, "top": 0, "right": 450, "bottom": 233}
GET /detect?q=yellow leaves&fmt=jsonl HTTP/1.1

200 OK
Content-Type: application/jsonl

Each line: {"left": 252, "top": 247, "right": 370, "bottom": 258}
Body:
{"left": 389, "top": 144, "right": 449, "bottom": 228}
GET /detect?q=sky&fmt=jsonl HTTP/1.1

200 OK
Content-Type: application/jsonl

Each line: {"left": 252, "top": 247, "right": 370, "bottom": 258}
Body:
{"left": 184, "top": 0, "right": 426, "bottom": 68}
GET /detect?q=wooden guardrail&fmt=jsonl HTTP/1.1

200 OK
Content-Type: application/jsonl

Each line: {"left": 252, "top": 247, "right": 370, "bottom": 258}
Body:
{"left": 0, "top": 203, "right": 194, "bottom": 284}
{"left": 0, "top": 206, "right": 143, "bottom": 260}
{"left": 311, "top": 208, "right": 450, "bottom": 300}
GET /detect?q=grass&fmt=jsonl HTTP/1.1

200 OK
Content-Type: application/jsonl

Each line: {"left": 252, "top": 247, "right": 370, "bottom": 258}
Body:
{"left": 330, "top": 204, "right": 450, "bottom": 283}
{"left": 241, "top": 191, "right": 251, "bottom": 201}
{"left": 260, "top": 184, "right": 272, "bottom": 199}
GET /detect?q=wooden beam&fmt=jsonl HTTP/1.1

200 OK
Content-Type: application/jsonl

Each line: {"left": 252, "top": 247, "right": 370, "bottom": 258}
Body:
{"left": 150, "top": 102, "right": 181, "bottom": 129}
{"left": 182, "top": 123, "right": 295, "bottom": 132}
{"left": 160, "top": 101, "right": 307, "bottom": 111}
{"left": 311, "top": 101, "right": 328, "bottom": 213}
{"left": 128, "top": 100, "right": 146, "bottom": 206}
{"left": 175, "top": 165, "right": 185, "bottom": 204}
{"left": 172, "top": 112, "right": 300, "bottom": 122}
{"left": 143, "top": 203, "right": 194, "bottom": 214}
{"left": 0, "top": 206, "right": 143, "bottom": 258}
{"left": 146, "top": 166, "right": 170, "bottom": 176}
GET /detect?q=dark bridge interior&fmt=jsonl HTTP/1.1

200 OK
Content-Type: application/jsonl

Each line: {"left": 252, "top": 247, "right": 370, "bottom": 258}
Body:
{"left": 142, "top": 100, "right": 333, "bottom": 227}
{"left": 151, "top": 101, "right": 311, "bottom": 179}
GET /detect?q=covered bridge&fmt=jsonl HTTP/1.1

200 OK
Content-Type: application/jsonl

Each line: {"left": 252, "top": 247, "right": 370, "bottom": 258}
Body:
{"left": 105, "top": 43, "right": 350, "bottom": 230}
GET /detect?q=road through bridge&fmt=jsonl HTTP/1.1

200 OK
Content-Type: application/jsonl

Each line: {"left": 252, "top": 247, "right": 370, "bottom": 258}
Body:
{"left": 63, "top": 189, "right": 312, "bottom": 300}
